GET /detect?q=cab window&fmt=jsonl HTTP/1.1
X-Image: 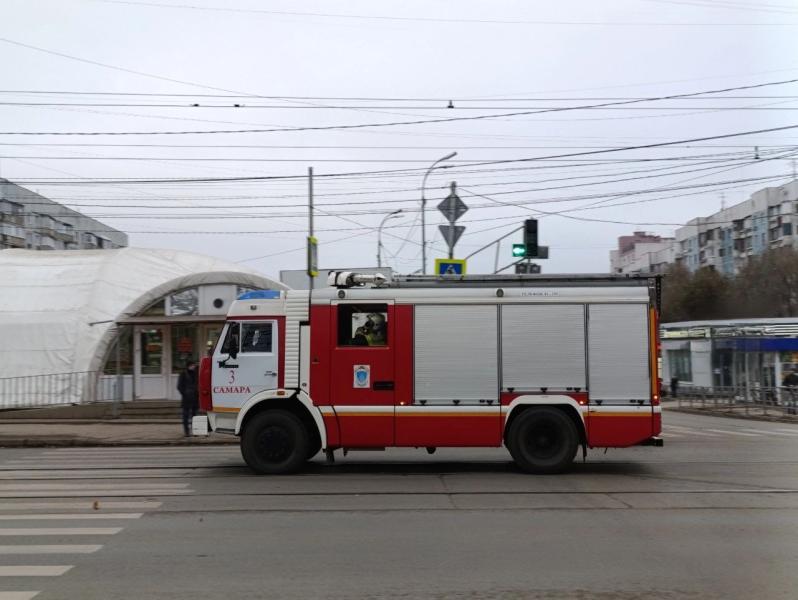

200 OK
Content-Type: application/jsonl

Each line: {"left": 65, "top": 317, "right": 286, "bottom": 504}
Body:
{"left": 241, "top": 322, "right": 274, "bottom": 353}
{"left": 337, "top": 304, "right": 388, "bottom": 347}
{"left": 220, "top": 322, "right": 240, "bottom": 354}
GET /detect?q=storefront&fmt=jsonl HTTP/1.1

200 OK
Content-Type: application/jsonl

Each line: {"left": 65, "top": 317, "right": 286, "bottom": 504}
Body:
{"left": 661, "top": 318, "right": 798, "bottom": 393}
{"left": 102, "top": 284, "right": 269, "bottom": 400}
{"left": 0, "top": 247, "right": 286, "bottom": 407}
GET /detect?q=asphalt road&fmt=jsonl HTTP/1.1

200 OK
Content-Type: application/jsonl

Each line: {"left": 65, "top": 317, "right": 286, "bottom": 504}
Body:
{"left": 0, "top": 409, "right": 796, "bottom": 600}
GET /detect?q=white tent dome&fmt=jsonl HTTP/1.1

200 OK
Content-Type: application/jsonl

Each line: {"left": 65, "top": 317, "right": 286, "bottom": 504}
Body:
{"left": 0, "top": 247, "right": 286, "bottom": 384}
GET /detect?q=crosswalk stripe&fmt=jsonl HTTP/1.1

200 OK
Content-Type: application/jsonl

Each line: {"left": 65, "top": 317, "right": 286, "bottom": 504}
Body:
{"left": 0, "top": 490, "right": 190, "bottom": 498}
{"left": 774, "top": 428, "right": 798, "bottom": 434}
{"left": 0, "top": 566, "right": 72, "bottom": 577}
{"left": 0, "top": 513, "right": 142, "bottom": 521}
{"left": 0, "top": 483, "right": 188, "bottom": 491}
{"left": 0, "top": 528, "right": 122, "bottom": 536}
{"left": 663, "top": 426, "right": 720, "bottom": 437}
{"left": 0, "top": 502, "right": 160, "bottom": 511}
{"left": 0, "top": 471, "right": 210, "bottom": 480}
{"left": 705, "top": 428, "right": 760, "bottom": 437}
{"left": 0, "top": 545, "right": 102, "bottom": 554}
{"left": 0, "top": 592, "right": 41, "bottom": 600}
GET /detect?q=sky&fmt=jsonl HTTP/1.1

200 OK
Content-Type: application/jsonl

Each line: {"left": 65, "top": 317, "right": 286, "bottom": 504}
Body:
{"left": 1, "top": 0, "right": 797, "bottom": 280}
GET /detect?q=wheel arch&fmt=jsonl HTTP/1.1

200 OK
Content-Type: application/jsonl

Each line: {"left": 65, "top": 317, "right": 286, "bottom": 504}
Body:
{"left": 503, "top": 396, "right": 587, "bottom": 447}
{"left": 235, "top": 389, "right": 326, "bottom": 450}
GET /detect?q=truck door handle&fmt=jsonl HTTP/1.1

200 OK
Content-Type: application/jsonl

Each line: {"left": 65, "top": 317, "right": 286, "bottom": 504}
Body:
{"left": 373, "top": 381, "right": 394, "bottom": 391}
{"left": 265, "top": 371, "right": 277, "bottom": 377}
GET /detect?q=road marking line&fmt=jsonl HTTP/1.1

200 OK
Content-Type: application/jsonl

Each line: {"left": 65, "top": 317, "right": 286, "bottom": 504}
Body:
{"left": 0, "top": 593, "right": 41, "bottom": 600}
{"left": 0, "top": 490, "right": 190, "bottom": 498}
{"left": 774, "top": 428, "right": 798, "bottom": 434}
{"left": 0, "top": 483, "right": 188, "bottom": 491}
{"left": 0, "top": 513, "right": 143, "bottom": 521}
{"left": 739, "top": 428, "right": 798, "bottom": 437}
{"left": 0, "top": 502, "right": 160, "bottom": 511}
{"left": 0, "top": 528, "right": 122, "bottom": 536}
{"left": 663, "top": 426, "right": 720, "bottom": 437}
{"left": 0, "top": 545, "right": 102, "bottom": 554}
{"left": 0, "top": 566, "right": 72, "bottom": 577}
{"left": 705, "top": 428, "right": 760, "bottom": 437}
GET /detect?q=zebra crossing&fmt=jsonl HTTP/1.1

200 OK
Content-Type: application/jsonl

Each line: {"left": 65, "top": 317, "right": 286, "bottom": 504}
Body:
{"left": 662, "top": 423, "right": 798, "bottom": 439}
{"left": 0, "top": 447, "right": 216, "bottom": 600}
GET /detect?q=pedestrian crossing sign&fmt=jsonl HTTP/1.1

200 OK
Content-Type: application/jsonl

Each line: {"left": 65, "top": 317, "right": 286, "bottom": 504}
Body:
{"left": 435, "top": 258, "right": 467, "bottom": 276}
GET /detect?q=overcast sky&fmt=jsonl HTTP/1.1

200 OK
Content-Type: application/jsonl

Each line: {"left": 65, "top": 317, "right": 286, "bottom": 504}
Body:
{"left": 1, "top": 0, "right": 797, "bottom": 279}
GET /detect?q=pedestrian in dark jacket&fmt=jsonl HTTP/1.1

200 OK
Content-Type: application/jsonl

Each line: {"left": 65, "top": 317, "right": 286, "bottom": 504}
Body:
{"left": 177, "top": 360, "right": 199, "bottom": 436}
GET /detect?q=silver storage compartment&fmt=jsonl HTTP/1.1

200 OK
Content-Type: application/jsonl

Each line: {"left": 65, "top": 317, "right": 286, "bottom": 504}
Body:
{"left": 414, "top": 305, "right": 498, "bottom": 405}
{"left": 587, "top": 303, "right": 650, "bottom": 404}
{"left": 501, "top": 304, "right": 586, "bottom": 391}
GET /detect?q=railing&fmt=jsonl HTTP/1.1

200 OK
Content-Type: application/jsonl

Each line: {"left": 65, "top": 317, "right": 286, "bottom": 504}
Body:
{"left": 670, "top": 385, "right": 798, "bottom": 418}
{"left": 0, "top": 371, "right": 119, "bottom": 409}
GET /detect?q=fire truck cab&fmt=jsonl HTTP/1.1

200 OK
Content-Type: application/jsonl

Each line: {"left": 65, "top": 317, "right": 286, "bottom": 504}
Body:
{"left": 199, "top": 273, "right": 662, "bottom": 474}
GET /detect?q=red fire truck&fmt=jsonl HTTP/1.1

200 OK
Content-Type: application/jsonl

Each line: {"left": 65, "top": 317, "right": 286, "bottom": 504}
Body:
{"left": 199, "top": 272, "right": 662, "bottom": 474}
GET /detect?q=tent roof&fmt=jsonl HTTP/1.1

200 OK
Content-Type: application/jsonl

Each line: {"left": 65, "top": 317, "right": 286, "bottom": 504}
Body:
{"left": 0, "top": 247, "right": 286, "bottom": 378}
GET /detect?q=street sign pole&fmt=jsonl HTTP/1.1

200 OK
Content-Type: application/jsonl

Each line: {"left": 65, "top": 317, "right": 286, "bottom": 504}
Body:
{"left": 437, "top": 181, "right": 468, "bottom": 261}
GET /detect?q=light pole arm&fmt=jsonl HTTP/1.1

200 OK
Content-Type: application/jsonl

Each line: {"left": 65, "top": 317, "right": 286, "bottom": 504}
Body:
{"left": 420, "top": 151, "right": 457, "bottom": 274}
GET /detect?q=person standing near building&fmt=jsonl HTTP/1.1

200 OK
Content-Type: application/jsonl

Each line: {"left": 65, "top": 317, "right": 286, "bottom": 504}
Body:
{"left": 177, "top": 360, "right": 199, "bottom": 436}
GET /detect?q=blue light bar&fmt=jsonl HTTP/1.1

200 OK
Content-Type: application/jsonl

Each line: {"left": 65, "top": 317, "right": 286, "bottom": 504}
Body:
{"left": 237, "top": 290, "right": 282, "bottom": 300}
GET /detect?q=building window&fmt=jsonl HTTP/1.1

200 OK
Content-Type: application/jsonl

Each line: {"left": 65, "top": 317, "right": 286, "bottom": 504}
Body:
{"left": 668, "top": 349, "right": 692, "bottom": 382}
{"left": 139, "top": 328, "right": 164, "bottom": 375}
{"left": 171, "top": 325, "right": 197, "bottom": 373}
{"left": 103, "top": 327, "right": 134, "bottom": 375}
{"left": 784, "top": 223, "right": 793, "bottom": 236}
{"left": 167, "top": 288, "right": 199, "bottom": 316}
{"left": 337, "top": 304, "right": 388, "bottom": 347}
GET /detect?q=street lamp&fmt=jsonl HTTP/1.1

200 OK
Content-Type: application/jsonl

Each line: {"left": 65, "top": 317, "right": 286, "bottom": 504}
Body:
{"left": 421, "top": 151, "right": 457, "bottom": 274}
{"left": 377, "top": 209, "right": 403, "bottom": 268}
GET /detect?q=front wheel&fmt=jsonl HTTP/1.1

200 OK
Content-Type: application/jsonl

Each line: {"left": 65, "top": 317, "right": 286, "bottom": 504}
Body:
{"left": 506, "top": 407, "right": 579, "bottom": 474}
{"left": 240, "top": 410, "right": 309, "bottom": 475}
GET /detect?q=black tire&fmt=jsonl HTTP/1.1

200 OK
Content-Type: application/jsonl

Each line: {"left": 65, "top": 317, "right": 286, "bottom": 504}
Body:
{"left": 240, "top": 410, "right": 309, "bottom": 475}
{"left": 506, "top": 407, "right": 579, "bottom": 474}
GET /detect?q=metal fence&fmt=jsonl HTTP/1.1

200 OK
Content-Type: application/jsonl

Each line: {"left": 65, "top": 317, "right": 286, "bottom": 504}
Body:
{"left": 671, "top": 385, "right": 798, "bottom": 418}
{"left": 0, "top": 371, "right": 118, "bottom": 409}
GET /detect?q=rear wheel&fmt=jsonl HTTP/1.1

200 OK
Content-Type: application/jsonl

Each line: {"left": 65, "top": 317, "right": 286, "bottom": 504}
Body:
{"left": 240, "top": 410, "right": 309, "bottom": 475}
{"left": 507, "top": 407, "right": 579, "bottom": 474}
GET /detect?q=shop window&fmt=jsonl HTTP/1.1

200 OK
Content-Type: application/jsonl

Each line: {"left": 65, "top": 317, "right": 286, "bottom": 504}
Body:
{"left": 668, "top": 349, "right": 692, "bottom": 382}
{"left": 140, "top": 328, "right": 164, "bottom": 375}
{"left": 171, "top": 325, "right": 197, "bottom": 373}
{"left": 337, "top": 304, "right": 388, "bottom": 347}
{"left": 103, "top": 327, "right": 134, "bottom": 375}
{"left": 241, "top": 322, "right": 273, "bottom": 353}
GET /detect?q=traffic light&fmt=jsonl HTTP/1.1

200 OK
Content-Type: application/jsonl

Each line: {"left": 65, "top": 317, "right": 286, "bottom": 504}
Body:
{"left": 512, "top": 244, "right": 526, "bottom": 258}
{"left": 524, "top": 219, "right": 538, "bottom": 258}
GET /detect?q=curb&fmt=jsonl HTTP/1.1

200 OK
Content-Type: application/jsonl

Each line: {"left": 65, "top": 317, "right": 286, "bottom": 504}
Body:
{"left": 0, "top": 437, "right": 239, "bottom": 448}
{"left": 665, "top": 404, "right": 798, "bottom": 424}
{"left": 0, "top": 419, "right": 180, "bottom": 425}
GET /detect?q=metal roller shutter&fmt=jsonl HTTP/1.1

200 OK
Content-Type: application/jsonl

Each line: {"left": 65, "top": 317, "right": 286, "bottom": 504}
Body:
{"left": 501, "top": 304, "right": 586, "bottom": 391}
{"left": 588, "top": 304, "right": 650, "bottom": 403}
{"left": 414, "top": 305, "right": 498, "bottom": 404}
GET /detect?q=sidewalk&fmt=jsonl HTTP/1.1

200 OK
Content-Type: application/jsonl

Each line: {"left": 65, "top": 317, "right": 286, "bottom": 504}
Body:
{"left": 0, "top": 420, "right": 238, "bottom": 448}
{"left": 663, "top": 399, "right": 798, "bottom": 423}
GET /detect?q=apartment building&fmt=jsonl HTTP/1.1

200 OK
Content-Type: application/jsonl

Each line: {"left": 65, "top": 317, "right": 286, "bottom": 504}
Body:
{"left": 609, "top": 231, "right": 675, "bottom": 274}
{"left": 674, "top": 179, "right": 798, "bottom": 275}
{"left": 0, "top": 179, "right": 127, "bottom": 250}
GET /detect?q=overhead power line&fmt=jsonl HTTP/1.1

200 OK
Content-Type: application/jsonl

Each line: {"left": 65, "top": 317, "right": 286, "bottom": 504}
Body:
{"left": 5, "top": 123, "right": 798, "bottom": 185}
{"left": 2, "top": 79, "right": 797, "bottom": 135}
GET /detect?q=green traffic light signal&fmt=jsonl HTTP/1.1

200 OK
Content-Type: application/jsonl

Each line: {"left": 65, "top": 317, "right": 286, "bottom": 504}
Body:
{"left": 512, "top": 243, "right": 526, "bottom": 257}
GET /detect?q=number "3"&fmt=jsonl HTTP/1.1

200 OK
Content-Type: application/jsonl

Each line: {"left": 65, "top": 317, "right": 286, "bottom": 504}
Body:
{"left": 227, "top": 370, "right": 236, "bottom": 385}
